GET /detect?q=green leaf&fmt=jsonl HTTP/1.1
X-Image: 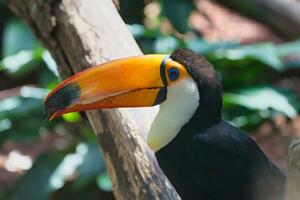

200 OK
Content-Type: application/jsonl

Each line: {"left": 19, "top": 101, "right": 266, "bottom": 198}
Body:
{"left": 96, "top": 171, "right": 112, "bottom": 192}
{"left": 162, "top": 0, "right": 194, "bottom": 33}
{"left": 0, "top": 93, "right": 51, "bottom": 144}
{"left": 227, "top": 113, "right": 262, "bottom": 130}
{"left": 73, "top": 142, "right": 105, "bottom": 189}
{"left": 49, "top": 143, "right": 89, "bottom": 191}
{"left": 62, "top": 112, "right": 82, "bottom": 123}
{"left": 0, "top": 47, "right": 43, "bottom": 78}
{"left": 277, "top": 39, "right": 300, "bottom": 57}
{"left": 2, "top": 19, "right": 37, "bottom": 57}
{"left": 42, "top": 50, "right": 59, "bottom": 77}
{"left": 187, "top": 39, "right": 238, "bottom": 54}
{"left": 215, "top": 43, "right": 283, "bottom": 71}
{"left": 154, "top": 36, "right": 180, "bottom": 53}
{"left": 38, "top": 64, "right": 59, "bottom": 88}
{"left": 1, "top": 153, "right": 65, "bottom": 200}
{"left": 128, "top": 24, "right": 146, "bottom": 38}
{"left": 1, "top": 50, "right": 34, "bottom": 72}
{"left": 19, "top": 86, "right": 49, "bottom": 99}
{"left": 0, "top": 118, "right": 12, "bottom": 132}
{"left": 277, "top": 39, "right": 300, "bottom": 69}
{"left": 224, "top": 86, "right": 298, "bottom": 118}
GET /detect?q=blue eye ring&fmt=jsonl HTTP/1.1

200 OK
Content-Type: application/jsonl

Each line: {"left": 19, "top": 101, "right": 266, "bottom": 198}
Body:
{"left": 168, "top": 68, "right": 180, "bottom": 81}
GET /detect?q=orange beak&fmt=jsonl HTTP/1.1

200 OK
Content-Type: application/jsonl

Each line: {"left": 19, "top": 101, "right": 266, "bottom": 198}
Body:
{"left": 44, "top": 55, "right": 169, "bottom": 120}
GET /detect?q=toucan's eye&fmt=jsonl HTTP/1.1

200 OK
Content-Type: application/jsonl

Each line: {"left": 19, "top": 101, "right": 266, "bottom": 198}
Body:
{"left": 168, "top": 68, "right": 180, "bottom": 81}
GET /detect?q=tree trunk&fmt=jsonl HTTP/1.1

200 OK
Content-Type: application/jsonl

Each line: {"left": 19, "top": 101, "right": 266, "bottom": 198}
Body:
{"left": 285, "top": 139, "right": 300, "bottom": 200}
{"left": 5, "top": 0, "right": 181, "bottom": 199}
{"left": 215, "top": 0, "right": 300, "bottom": 39}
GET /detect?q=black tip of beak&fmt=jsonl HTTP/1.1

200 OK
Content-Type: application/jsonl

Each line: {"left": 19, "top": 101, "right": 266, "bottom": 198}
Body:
{"left": 44, "top": 83, "right": 81, "bottom": 121}
{"left": 44, "top": 106, "right": 57, "bottom": 121}
{"left": 43, "top": 110, "right": 52, "bottom": 121}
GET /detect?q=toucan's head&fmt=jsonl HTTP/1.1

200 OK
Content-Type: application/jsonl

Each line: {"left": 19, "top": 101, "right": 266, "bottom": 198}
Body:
{"left": 44, "top": 49, "right": 222, "bottom": 150}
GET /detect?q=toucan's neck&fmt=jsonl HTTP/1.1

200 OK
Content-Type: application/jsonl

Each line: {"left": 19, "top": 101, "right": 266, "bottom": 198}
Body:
{"left": 147, "top": 77, "right": 222, "bottom": 152}
{"left": 147, "top": 78, "right": 200, "bottom": 152}
{"left": 189, "top": 90, "right": 222, "bottom": 130}
{"left": 179, "top": 104, "right": 222, "bottom": 137}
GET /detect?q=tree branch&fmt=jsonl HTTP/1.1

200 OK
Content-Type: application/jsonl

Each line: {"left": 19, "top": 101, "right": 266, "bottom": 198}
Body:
{"left": 214, "top": 0, "right": 300, "bottom": 39}
{"left": 285, "top": 139, "right": 300, "bottom": 200}
{"left": 5, "top": 0, "right": 180, "bottom": 199}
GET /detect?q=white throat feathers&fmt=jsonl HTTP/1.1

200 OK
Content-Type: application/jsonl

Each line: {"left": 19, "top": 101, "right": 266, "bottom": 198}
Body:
{"left": 147, "top": 77, "right": 200, "bottom": 152}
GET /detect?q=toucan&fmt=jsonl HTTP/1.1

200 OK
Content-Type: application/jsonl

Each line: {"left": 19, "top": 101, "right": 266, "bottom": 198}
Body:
{"left": 44, "top": 49, "right": 285, "bottom": 200}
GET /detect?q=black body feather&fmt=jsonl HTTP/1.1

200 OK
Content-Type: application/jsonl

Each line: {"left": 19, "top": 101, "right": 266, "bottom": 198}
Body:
{"left": 156, "top": 121, "right": 285, "bottom": 200}
{"left": 155, "top": 49, "right": 285, "bottom": 200}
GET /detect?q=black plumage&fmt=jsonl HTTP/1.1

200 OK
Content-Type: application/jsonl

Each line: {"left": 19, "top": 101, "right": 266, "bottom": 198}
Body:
{"left": 155, "top": 49, "right": 286, "bottom": 200}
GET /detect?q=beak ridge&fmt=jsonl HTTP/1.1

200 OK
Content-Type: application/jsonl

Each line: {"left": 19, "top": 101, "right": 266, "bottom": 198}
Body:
{"left": 44, "top": 54, "right": 168, "bottom": 120}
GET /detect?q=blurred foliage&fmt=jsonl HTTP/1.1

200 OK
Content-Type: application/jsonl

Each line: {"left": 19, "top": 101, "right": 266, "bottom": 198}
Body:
{"left": 119, "top": 0, "right": 145, "bottom": 24}
{"left": 0, "top": 3, "right": 112, "bottom": 200}
{"left": 161, "top": 0, "right": 195, "bottom": 33}
{"left": 0, "top": 0, "right": 300, "bottom": 199}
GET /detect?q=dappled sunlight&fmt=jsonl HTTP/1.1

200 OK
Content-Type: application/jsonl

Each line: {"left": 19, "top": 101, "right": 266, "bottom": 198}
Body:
{"left": 3, "top": 150, "right": 32, "bottom": 172}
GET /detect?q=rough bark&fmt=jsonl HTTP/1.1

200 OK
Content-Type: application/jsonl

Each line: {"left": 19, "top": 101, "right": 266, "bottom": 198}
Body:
{"left": 5, "top": 0, "right": 180, "bottom": 199}
{"left": 215, "top": 0, "right": 300, "bottom": 39}
{"left": 285, "top": 139, "right": 300, "bottom": 200}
